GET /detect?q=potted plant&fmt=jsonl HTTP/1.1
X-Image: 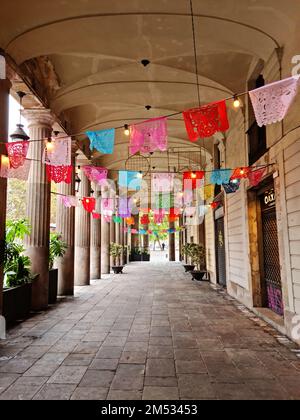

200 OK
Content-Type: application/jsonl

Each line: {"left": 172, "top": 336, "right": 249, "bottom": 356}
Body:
{"left": 2, "top": 219, "right": 35, "bottom": 325}
{"left": 182, "top": 244, "right": 195, "bottom": 273}
{"left": 130, "top": 247, "right": 142, "bottom": 262}
{"left": 141, "top": 247, "right": 150, "bottom": 262}
{"left": 190, "top": 243, "right": 207, "bottom": 281}
{"left": 110, "top": 243, "right": 124, "bottom": 274}
{"left": 49, "top": 233, "right": 67, "bottom": 304}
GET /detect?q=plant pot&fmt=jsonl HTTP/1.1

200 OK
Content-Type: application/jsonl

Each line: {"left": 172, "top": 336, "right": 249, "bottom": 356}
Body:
{"left": 191, "top": 271, "right": 207, "bottom": 281}
{"left": 130, "top": 253, "right": 142, "bottom": 262}
{"left": 141, "top": 254, "right": 150, "bottom": 262}
{"left": 2, "top": 282, "right": 32, "bottom": 325}
{"left": 48, "top": 269, "right": 58, "bottom": 304}
{"left": 112, "top": 266, "right": 124, "bottom": 274}
{"left": 183, "top": 264, "right": 195, "bottom": 273}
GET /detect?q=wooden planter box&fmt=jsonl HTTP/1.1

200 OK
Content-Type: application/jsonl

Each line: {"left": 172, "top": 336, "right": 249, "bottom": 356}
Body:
{"left": 48, "top": 269, "right": 58, "bottom": 304}
{"left": 2, "top": 282, "right": 32, "bottom": 325}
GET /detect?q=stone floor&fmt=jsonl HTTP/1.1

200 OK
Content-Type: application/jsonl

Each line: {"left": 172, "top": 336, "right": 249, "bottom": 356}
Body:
{"left": 1, "top": 262, "right": 300, "bottom": 400}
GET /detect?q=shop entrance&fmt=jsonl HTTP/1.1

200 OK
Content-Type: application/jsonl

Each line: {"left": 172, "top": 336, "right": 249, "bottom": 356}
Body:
{"left": 215, "top": 207, "right": 227, "bottom": 287}
{"left": 259, "top": 186, "right": 284, "bottom": 316}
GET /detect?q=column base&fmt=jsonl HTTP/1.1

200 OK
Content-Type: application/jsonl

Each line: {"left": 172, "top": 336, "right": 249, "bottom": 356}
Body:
{"left": 74, "top": 247, "right": 90, "bottom": 286}
{"left": 57, "top": 247, "right": 74, "bottom": 296}
{"left": 91, "top": 246, "right": 101, "bottom": 280}
{"left": 26, "top": 246, "right": 49, "bottom": 311}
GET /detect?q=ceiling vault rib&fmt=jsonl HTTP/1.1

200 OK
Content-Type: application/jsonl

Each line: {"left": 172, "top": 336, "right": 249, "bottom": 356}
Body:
{"left": 54, "top": 80, "right": 232, "bottom": 101}
{"left": 5, "top": 13, "right": 280, "bottom": 51}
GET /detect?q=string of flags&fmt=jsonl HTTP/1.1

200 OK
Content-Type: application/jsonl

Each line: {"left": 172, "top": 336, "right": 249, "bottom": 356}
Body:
{"left": 0, "top": 76, "right": 294, "bottom": 227}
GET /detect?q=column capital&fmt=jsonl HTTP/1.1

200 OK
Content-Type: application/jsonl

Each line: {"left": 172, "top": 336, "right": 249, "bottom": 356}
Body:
{"left": 22, "top": 108, "right": 55, "bottom": 129}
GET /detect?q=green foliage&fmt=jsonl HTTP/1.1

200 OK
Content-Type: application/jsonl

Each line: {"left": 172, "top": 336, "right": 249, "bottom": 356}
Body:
{"left": 189, "top": 243, "right": 206, "bottom": 271}
{"left": 49, "top": 233, "right": 67, "bottom": 270}
{"left": 6, "top": 219, "right": 31, "bottom": 243}
{"left": 4, "top": 219, "right": 32, "bottom": 288}
{"left": 110, "top": 243, "right": 123, "bottom": 266}
{"left": 6, "top": 179, "right": 27, "bottom": 221}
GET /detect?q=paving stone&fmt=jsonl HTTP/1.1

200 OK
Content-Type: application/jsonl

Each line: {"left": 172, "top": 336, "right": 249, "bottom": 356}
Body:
{"left": 149, "top": 337, "right": 173, "bottom": 347}
{"left": 120, "top": 351, "right": 147, "bottom": 364}
{"left": 178, "top": 374, "right": 216, "bottom": 400}
{"left": 0, "top": 384, "right": 41, "bottom": 400}
{"left": 116, "top": 364, "right": 145, "bottom": 376}
{"left": 247, "top": 379, "right": 290, "bottom": 400}
{"left": 0, "top": 358, "right": 35, "bottom": 374}
{"left": 110, "top": 374, "right": 144, "bottom": 391}
{"left": 73, "top": 342, "right": 100, "bottom": 355}
{"left": 79, "top": 370, "right": 114, "bottom": 388}
{"left": 89, "top": 358, "right": 119, "bottom": 371}
{"left": 0, "top": 374, "right": 20, "bottom": 394}
{"left": 96, "top": 347, "right": 123, "bottom": 359}
{"left": 63, "top": 353, "right": 94, "bottom": 366}
{"left": 17, "top": 345, "right": 51, "bottom": 359}
{"left": 23, "top": 362, "right": 60, "bottom": 377}
{"left": 142, "top": 386, "right": 179, "bottom": 400}
{"left": 144, "top": 376, "right": 178, "bottom": 388}
{"left": 38, "top": 352, "right": 69, "bottom": 365}
{"left": 175, "top": 360, "right": 207, "bottom": 374}
{"left": 213, "top": 383, "right": 254, "bottom": 400}
{"left": 148, "top": 346, "right": 174, "bottom": 359}
{"left": 146, "top": 359, "right": 175, "bottom": 377}
{"left": 150, "top": 327, "right": 172, "bottom": 337}
{"left": 50, "top": 339, "right": 79, "bottom": 353}
{"left": 71, "top": 387, "right": 108, "bottom": 400}
{"left": 124, "top": 342, "right": 148, "bottom": 352}
{"left": 48, "top": 366, "right": 87, "bottom": 384}
{"left": 107, "top": 390, "right": 142, "bottom": 400}
{"left": 174, "top": 349, "right": 202, "bottom": 361}
{"left": 33, "top": 384, "right": 76, "bottom": 400}
{"left": 102, "top": 337, "right": 128, "bottom": 348}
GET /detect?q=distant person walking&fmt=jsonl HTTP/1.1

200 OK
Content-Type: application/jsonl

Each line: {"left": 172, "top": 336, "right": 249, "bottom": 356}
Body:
{"left": 162, "top": 243, "right": 166, "bottom": 251}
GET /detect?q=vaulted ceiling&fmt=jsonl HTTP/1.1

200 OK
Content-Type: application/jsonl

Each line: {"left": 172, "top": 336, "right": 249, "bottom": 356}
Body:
{"left": 1, "top": 0, "right": 298, "bottom": 172}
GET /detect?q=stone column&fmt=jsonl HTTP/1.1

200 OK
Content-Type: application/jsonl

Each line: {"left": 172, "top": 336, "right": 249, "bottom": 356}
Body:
{"left": 110, "top": 218, "right": 116, "bottom": 267}
{"left": 131, "top": 214, "right": 140, "bottom": 250}
{"left": 74, "top": 171, "right": 90, "bottom": 286}
{"left": 179, "top": 216, "right": 183, "bottom": 261}
{"left": 90, "top": 184, "right": 101, "bottom": 280}
{"left": 123, "top": 220, "right": 128, "bottom": 265}
{"left": 169, "top": 221, "right": 176, "bottom": 262}
{"left": 101, "top": 189, "right": 110, "bottom": 274}
{"left": 143, "top": 226, "right": 149, "bottom": 251}
{"left": 120, "top": 219, "right": 125, "bottom": 265}
{"left": 55, "top": 152, "right": 75, "bottom": 296}
{"left": 0, "top": 76, "right": 11, "bottom": 317}
{"left": 199, "top": 222, "right": 206, "bottom": 246}
{"left": 23, "top": 109, "right": 54, "bottom": 311}
{"left": 115, "top": 219, "right": 121, "bottom": 245}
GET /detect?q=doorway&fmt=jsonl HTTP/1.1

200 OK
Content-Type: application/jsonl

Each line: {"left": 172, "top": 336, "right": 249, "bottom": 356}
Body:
{"left": 215, "top": 209, "right": 227, "bottom": 287}
{"left": 259, "top": 186, "right": 284, "bottom": 316}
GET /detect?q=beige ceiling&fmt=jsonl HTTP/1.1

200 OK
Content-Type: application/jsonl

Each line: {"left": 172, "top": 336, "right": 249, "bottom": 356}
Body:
{"left": 1, "top": 0, "right": 298, "bottom": 171}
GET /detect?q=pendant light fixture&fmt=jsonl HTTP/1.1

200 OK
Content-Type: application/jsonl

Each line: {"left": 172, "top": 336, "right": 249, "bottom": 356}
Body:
{"left": 10, "top": 92, "right": 30, "bottom": 142}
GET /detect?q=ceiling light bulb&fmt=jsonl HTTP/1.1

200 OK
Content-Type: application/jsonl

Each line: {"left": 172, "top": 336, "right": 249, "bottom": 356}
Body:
{"left": 191, "top": 172, "right": 197, "bottom": 179}
{"left": 1, "top": 155, "right": 10, "bottom": 167}
{"left": 233, "top": 96, "right": 241, "bottom": 109}
{"left": 86, "top": 199, "right": 90, "bottom": 204}
{"left": 124, "top": 124, "right": 130, "bottom": 136}
{"left": 46, "top": 140, "right": 54, "bottom": 152}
